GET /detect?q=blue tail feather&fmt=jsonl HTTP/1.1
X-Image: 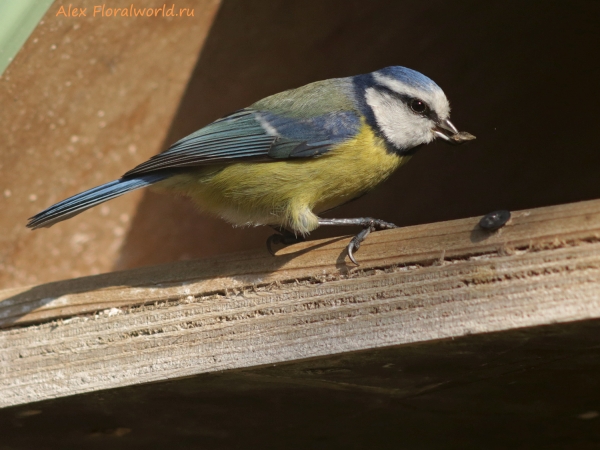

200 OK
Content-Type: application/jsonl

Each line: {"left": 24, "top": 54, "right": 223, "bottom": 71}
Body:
{"left": 27, "top": 173, "right": 169, "bottom": 229}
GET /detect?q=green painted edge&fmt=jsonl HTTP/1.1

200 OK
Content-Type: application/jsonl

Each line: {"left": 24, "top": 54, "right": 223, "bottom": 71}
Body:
{"left": 0, "top": 0, "right": 55, "bottom": 77}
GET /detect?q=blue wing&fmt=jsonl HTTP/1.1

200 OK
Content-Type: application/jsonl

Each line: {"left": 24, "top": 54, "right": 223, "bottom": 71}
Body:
{"left": 28, "top": 104, "right": 361, "bottom": 229}
{"left": 124, "top": 108, "right": 361, "bottom": 177}
{"left": 27, "top": 173, "right": 170, "bottom": 229}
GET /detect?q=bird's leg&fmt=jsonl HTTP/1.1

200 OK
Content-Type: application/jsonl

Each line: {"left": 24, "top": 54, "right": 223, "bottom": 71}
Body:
{"left": 317, "top": 218, "right": 398, "bottom": 265}
{"left": 266, "top": 226, "right": 305, "bottom": 255}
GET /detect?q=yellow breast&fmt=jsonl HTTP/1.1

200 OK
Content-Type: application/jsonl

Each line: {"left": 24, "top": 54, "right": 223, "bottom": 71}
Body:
{"left": 155, "top": 122, "right": 410, "bottom": 234}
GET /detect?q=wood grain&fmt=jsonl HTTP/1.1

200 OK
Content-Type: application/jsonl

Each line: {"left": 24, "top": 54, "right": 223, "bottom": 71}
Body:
{"left": 1, "top": 199, "right": 600, "bottom": 407}
{"left": 2, "top": 320, "right": 600, "bottom": 449}
{"left": 1, "top": 198, "right": 600, "bottom": 329}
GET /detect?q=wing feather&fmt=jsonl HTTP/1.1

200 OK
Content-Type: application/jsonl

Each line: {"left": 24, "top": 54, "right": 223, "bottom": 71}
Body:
{"left": 124, "top": 111, "right": 276, "bottom": 176}
{"left": 123, "top": 82, "right": 361, "bottom": 177}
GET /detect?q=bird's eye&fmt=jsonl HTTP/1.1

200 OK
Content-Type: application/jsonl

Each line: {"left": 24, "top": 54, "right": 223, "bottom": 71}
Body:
{"left": 410, "top": 99, "right": 429, "bottom": 115}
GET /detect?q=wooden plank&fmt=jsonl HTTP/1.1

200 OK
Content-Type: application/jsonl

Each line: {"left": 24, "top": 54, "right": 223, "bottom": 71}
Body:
{"left": 1, "top": 199, "right": 600, "bottom": 407}
{"left": 2, "top": 319, "right": 599, "bottom": 448}
{"left": 1, "top": 198, "right": 600, "bottom": 329}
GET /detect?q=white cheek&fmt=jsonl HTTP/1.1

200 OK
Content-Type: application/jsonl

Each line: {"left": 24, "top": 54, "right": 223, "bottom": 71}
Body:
{"left": 365, "top": 88, "right": 434, "bottom": 149}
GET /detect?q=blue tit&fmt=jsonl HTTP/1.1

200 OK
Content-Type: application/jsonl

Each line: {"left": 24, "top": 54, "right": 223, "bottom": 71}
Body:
{"left": 27, "top": 66, "right": 475, "bottom": 264}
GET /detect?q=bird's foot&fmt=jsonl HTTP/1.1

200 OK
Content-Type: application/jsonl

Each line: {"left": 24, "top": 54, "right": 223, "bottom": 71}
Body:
{"left": 347, "top": 227, "right": 372, "bottom": 265}
{"left": 266, "top": 229, "right": 305, "bottom": 255}
{"left": 346, "top": 219, "right": 398, "bottom": 265}
{"left": 317, "top": 217, "right": 398, "bottom": 265}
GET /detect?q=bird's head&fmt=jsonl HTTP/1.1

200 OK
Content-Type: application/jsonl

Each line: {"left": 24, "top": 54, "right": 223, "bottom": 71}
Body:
{"left": 354, "top": 66, "right": 474, "bottom": 153}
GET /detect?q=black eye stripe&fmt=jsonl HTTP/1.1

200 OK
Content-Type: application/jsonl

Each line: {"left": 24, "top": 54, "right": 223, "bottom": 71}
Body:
{"left": 377, "top": 86, "right": 413, "bottom": 105}
{"left": 376, "top": 86, "right": 438, "bottom": 122}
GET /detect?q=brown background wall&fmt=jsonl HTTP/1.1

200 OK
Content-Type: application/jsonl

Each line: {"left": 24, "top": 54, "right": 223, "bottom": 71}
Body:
{"left": 0, "top": 0, "right": 220, "bottom": 288}
{"left": 2, "top": 0, "right": 599, "bottom": 288}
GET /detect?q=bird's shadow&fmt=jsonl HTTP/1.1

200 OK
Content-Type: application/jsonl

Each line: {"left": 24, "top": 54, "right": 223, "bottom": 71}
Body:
{"left": 0, "top": 235, "right": 352, "bottom": 329}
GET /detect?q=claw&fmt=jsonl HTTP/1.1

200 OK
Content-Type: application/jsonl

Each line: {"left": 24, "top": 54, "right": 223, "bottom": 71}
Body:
{"left": 316, "top": 217, "right": 398, "bottom": 265}
{"left": 347, "top": 240, "right": 359, "bottom": 266}
{"left": 266, "top": 234, "right": 282, "bottom": 256}
{"left": 346, "top": 226, "right": 372, "bottom": 265}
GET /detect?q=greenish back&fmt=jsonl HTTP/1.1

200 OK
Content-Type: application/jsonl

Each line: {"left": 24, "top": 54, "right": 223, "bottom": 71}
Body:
{"left": 252, "top": 78, "right": 356, "bottom": 118}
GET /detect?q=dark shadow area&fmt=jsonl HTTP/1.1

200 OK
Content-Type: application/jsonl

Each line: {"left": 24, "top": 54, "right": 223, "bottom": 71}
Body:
{"left": 0, "top": 235, "right": 350, "bottom": 328}
{"left": 2, "top": 319, "right": 599, "bottom": 449}
{"left": 115, "top": 0, "right": 600, "bottom": 271}
{"left": 470, "top": 224, "right": 498, "bottom": 244}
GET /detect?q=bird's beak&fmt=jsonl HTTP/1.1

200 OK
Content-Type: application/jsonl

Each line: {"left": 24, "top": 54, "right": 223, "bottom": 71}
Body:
{"left": 433, "top": 119, "right": 476, "bottom": 144}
